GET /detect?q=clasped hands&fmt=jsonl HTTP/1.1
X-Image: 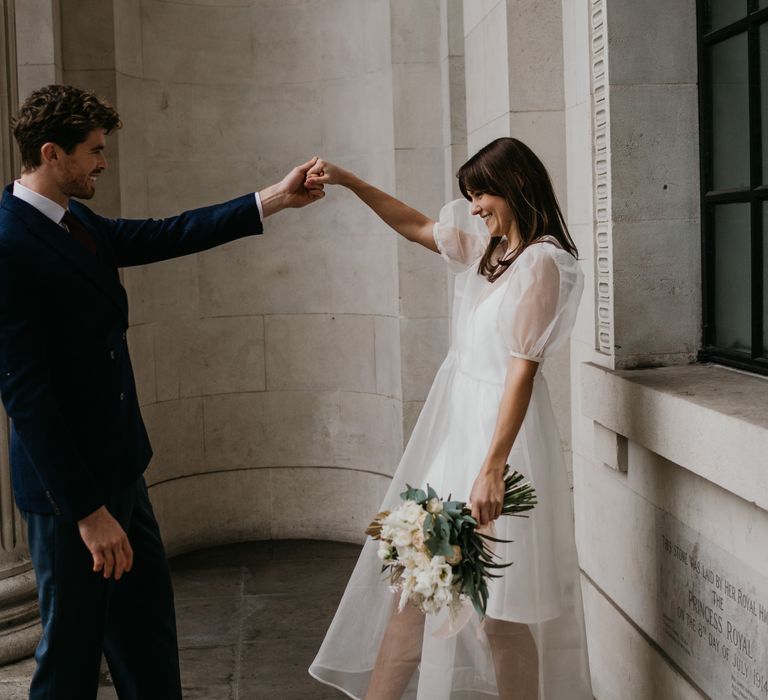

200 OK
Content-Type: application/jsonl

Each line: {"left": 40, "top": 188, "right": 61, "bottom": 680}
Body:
{"left": 258, "top": 156, "right": 352, "bottom": 218}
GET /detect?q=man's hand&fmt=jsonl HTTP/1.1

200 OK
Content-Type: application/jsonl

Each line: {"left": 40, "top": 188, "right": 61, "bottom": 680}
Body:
{"left": 259, "top": 156, "right": 326, "bottom": 217}
{"left": 77, "top": 506, "right": 133, "bottom": 580}
{"left": 304, "top": 158, "right": 353, "bottom": 187}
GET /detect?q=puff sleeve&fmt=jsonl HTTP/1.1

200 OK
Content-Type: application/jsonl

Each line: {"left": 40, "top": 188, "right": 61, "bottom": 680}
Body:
{"left": 432, "top": 199, "right": 489, "bottom": 272}
{"left": 499, "top": 243, "right": 583, "bottom": 362}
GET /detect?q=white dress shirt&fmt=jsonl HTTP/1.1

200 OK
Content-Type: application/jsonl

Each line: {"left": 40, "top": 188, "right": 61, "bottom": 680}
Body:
{"left": 12, "top": 180, "right": 67, "bottom": 226}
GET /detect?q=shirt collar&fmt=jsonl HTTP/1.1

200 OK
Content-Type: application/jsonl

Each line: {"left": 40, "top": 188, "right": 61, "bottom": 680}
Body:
{"left": 12, "top": 180, "right": 67, "bottom": 226}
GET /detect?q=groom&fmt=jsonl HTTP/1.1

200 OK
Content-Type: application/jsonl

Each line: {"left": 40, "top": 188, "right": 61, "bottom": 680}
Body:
{"left": 0, "top": 84, "right": 323, "bottom": 699}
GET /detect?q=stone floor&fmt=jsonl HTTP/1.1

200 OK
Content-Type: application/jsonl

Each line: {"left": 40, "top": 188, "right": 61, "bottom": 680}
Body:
{"left": 0, "top": 540, "right": 360, "bottom": 699}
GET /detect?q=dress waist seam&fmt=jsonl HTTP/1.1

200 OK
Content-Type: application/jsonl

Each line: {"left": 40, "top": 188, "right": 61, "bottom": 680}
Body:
{"left": 455, "top": 366, "right": 505, "bottom": 387}
{"left": 454, "top": 365, "right": 547, "bottom": 388}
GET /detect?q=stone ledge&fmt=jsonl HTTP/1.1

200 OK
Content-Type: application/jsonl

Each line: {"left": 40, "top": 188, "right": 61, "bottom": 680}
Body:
{"left": 580, "top": 362, "right": 768, "bottom": 510}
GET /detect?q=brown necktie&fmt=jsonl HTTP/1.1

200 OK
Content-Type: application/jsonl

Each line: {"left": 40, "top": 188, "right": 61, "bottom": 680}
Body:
{"left": 61, "top": 210, "right": 97, "bottom": 254}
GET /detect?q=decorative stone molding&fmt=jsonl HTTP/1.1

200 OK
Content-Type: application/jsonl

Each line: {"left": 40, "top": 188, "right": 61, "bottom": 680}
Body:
{"left": 590, "top": 0, "right": 613, "bottom": 358}
{"left": 0, "top": 558, "right": 39, "bottom": 666}
{"left": 0, "top": 416, "right": 22, "bottom": 552}
{"left": 0, "top": 376, "right": 39, "bottom": 663}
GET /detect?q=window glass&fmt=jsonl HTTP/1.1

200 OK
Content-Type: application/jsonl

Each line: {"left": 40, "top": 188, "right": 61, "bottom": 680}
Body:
{"left": 762, "top": 23, "right": 768, "bottom": 183}
{"left": 764, "top": 205, "right": 768, "bottom": 357}
{"left": 703, "top": 0, "right": 747, "bottom": 33}
{"left": 713, "top": 204, "right": 752, "bottom": 352}
{"left": 710, "top": 33, "right": 750, "bottom": 190}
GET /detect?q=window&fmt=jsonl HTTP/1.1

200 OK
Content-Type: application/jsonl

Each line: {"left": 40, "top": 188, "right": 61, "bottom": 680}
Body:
{"left": 698, "top": 0, "right": 768, "bottom": 375}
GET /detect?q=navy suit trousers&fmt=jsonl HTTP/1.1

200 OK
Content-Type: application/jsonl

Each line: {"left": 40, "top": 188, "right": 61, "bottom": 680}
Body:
{"left": 24, "top": 477, "right": 181, "bottom": 700}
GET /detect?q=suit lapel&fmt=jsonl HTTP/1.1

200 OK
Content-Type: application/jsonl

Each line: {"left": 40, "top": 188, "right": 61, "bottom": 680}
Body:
{"left": 1, "top": 188, "right": 129, "bottom": 321}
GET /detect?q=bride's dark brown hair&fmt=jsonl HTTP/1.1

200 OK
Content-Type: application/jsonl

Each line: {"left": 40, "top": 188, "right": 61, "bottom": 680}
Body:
{"left": 457, "top": 137, "right": 578, "bottom": 282}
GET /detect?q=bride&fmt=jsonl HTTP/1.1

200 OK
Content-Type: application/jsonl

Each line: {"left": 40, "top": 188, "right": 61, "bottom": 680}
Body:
{"left": 306, "top": 138, "right": 593, "bottom": 699}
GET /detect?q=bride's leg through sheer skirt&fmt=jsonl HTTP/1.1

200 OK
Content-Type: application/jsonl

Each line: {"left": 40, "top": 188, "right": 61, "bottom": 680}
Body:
{"left": 364, "top": 599, "right": 540, "bottom": 700}
{"left": 485, "top": 617, "right": 539, "bottom": 699}
{"left": 364, "top": 603, "right": 425, "bottom": 700}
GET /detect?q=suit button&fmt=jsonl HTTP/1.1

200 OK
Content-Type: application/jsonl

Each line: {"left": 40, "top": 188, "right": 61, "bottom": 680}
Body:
{"left": 119, "top": 392, "right": 125, "bottom": 401}
{"left": 44, "top": 491, "right": 61, "bottom": 516}
{"left": 122, "top": 332, "right": 127, "bottom": 341}
{"left": 109, "top": 351, "right": 116, "bottom": 360}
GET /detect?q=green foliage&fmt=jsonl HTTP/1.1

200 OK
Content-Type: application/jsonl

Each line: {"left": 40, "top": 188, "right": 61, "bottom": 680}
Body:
{"left": 397, "top": 466, "right": 537, "bottom": 618}
{"left": 401, "top": 485, "right": 427, "bottom": 502}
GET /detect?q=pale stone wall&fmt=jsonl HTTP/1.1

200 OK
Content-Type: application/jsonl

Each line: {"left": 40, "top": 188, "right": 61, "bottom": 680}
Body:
{"left": 108, "top": 0, "right": 424, "bottom": 553}
{"left": 566, "top": 0, "right": 768, "bottom": 698}
{"left": 564, "top": 0, "right": 706, "bottom": 693}
{"left": 390, "top": 0, "right": 450, "bottom": 440}
{"left": 14, "top": 0, "right": 60, "bottom": 102}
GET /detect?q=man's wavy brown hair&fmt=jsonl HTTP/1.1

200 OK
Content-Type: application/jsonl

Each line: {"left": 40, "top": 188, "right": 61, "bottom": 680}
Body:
{"left": 12, "top": 85, "right": 121, "bottom": 170}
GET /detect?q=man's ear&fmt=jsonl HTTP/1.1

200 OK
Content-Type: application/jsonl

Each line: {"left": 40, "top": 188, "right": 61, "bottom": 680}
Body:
{"left": 40, "top": 142, "right": 59, "bottom": 165}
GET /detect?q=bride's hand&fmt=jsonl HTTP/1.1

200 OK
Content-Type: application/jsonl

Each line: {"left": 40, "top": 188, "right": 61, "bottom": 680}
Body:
{"left": 468, "top": 467, "right": 505, "bottom": 527}
{"left": 305, "top": 158, "right": 352, "bottom": 188}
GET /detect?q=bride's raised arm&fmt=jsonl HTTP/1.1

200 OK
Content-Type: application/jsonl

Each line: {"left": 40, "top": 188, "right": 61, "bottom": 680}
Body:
{"left": 305, "top": 158, "right": 438, "bottom": 251}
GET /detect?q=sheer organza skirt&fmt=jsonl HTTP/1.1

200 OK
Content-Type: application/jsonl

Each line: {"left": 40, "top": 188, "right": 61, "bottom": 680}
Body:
{"left": 309, "top": 357, "right": 593, "bottom": 699}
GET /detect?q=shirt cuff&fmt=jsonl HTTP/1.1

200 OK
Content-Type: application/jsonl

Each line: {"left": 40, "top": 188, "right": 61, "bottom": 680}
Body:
{"left": 254, "top": 192, "right": 264, "bottom": 221}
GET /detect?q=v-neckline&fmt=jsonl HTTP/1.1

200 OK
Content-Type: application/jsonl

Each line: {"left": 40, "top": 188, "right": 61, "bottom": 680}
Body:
{"left": 473, "top": 238, "right": 518, "bottom": 309}
{"left": 474, "top": 271, "right": 513, "bottom": 310}
{"left": 472, "top": 236, "right": 563, "bottom": 310}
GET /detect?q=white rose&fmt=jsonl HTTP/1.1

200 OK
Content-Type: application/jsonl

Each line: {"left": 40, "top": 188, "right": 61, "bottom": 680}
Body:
{"left": 414, "top": 570, "right": 436, "bottom": 597}
{"left": 437, "top": 563, "right": 453, "bottom": 584}
{"left": 396, "top": 526, "right": 417, "bottom": 548}
{"left": 400, "top": 549, "right": 422, "bottom": 570}
{"left": 426, "top": 497, "right": 443, "bottom": 514}
{"left": 382, "top": 506, "right": 406, "bottom": 528}
{"left": 377, "top": 542, "right": 394, "bottom": 561}
{"left": 426, "top": 556, "right": 451, "bottom": 584}
{"left": 399, "top": 500, "right": 424, "bottom": 525}
{"left": 433, "top": 586, "right": 451, "bottom": 607}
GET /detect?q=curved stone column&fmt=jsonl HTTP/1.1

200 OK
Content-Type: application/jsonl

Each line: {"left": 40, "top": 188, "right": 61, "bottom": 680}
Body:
{"left": 0, "top": 410, "right": 39, "bottom": 664}
{"left": 117, "top": 0, "right": 416, "bottom": 554}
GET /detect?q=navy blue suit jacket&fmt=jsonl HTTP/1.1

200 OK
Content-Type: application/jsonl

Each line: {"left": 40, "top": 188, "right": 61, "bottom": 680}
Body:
{"left": 0, "top": 185, "right": 262, "bottom": 521}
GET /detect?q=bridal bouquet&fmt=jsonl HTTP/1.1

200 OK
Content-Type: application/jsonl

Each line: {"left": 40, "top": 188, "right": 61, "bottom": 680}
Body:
{"left": 366, "top": 467, "right": 536, "bottom": 619}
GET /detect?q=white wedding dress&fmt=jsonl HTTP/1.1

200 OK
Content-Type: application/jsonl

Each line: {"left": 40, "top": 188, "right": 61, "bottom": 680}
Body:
{"left": 310, "top": 200, "right": 593, "bottom": 699}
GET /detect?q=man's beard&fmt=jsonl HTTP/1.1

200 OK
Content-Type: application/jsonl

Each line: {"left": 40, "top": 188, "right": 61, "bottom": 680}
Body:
{"left": 60, "top": 171, "right": 97, "bottom": 200}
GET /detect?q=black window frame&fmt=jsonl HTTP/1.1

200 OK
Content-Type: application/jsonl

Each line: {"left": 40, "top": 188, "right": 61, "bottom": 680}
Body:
{"left": 697, "top": 0, "right": 768, "bottom": 376}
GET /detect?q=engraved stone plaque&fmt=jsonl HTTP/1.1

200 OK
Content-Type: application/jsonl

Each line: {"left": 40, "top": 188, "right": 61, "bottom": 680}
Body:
{"left": 657, "top": 511, "right": 768, "bottom": 700}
